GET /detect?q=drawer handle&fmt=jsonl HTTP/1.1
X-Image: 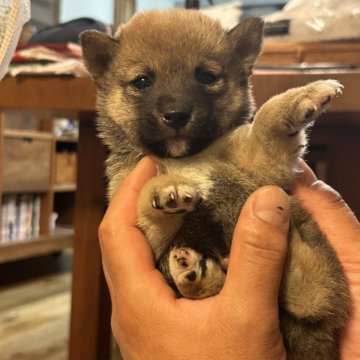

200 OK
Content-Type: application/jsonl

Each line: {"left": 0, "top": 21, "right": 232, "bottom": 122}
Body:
{"left": 22, "top": 137, "right": 33, "bottom": 143}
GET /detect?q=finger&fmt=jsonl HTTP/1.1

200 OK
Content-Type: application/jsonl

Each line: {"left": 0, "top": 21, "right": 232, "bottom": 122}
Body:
{"left": 293, "top": 158, "right": 317, "bottom": 188}
{"left": 291, "top": 158, "right": 360, "bottom": 270}
{"left": 223, "top": 186, "right": 290, "bottom": 312}
{"left": 103, "top": 156, "right": 157, "bottom": 226}
{"left": 99, "top": 156, "right": 156, "bottom": 271}
{"left": 294, "top": 180, "right": 360, "bottom": 253}
{"left": 99, "top": 157, "right": 175, "bottom": 298}
{"left": 102, "top": 261, "right": 115, "bottom": 299}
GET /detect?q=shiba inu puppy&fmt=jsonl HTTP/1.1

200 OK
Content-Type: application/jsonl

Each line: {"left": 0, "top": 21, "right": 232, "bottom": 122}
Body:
{"left": 81, "top": 9, "right": 350, "bottom": 360}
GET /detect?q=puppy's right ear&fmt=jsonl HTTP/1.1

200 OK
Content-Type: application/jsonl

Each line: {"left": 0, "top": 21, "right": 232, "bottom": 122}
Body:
{"left": 227, "top": 17, "right": 264, "bottom": 76}
{"left": 80, "top": 30, "right": 119, "bottom": 81}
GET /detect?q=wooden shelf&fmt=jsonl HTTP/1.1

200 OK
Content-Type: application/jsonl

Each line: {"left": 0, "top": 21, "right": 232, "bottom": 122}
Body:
{"left": 0, "top": 227, "right": 74, "bottom": 264}
{"left": 3, "top": 129, "right": 53, "bottom": 140}
{"left": 56, "top": 135, "right": 78, "bottom": 143}
{"left": 0, "top": 114, "right": 78, "bottom": 256}
{"left": 53, "top": 183, "right": 77, "bottom": 192}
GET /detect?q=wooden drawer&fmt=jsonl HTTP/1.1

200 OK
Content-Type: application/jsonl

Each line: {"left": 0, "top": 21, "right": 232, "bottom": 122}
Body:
{"left": 2, "top": 132, "right": 52, "bottom": 192}
{"left": 54, "top": 151, "right": 77, "bottom": 185}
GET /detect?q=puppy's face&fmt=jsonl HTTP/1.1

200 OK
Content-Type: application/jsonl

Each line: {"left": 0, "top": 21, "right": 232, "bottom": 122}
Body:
{"left": 81, "top": 9, "right": 263, "bottom": 158}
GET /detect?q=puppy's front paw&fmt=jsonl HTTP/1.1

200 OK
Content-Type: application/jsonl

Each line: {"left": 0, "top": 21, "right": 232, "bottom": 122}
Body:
{"left": 151, "top": 183, "right": 201, "bottom": 215}
{"left": 169, "top": 247, "right": 226, "bottom": 299}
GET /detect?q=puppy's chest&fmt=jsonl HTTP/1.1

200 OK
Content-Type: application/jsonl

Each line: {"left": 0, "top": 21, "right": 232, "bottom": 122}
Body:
{"left": 158, "top": 127, "right": 261, "bottom": 207}
{"left": 158, "top": 153, "right": 255, "bottom": 202}
{"left": 158, "top": 158, "right": 217, "bottom": 200}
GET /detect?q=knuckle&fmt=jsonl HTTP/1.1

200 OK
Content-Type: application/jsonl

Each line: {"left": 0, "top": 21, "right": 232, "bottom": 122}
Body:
{"left": 240, "top": 226, "right": 287, "bottom": 264}
{"left": 98, "top": 221, "right": 108, "bottom": 241}
{"left": 110, "top": 313, "right": 122, "bottom": 340}
{"left": 98, "top": 220, "right": 116, "bottom": 248}
{"left": 110, "top": 313, "right": 118, "bottom": 333}
{"left": 312, "top": 181, "right": 346, "bottom": 210}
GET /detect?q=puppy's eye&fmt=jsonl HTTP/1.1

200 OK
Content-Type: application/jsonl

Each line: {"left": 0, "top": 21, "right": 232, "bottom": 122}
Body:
{"left": 131, "top": 75, "right": 152, "bottom": 90}
{"left": 196, "top": 70, "right": 219, "bottom": 85}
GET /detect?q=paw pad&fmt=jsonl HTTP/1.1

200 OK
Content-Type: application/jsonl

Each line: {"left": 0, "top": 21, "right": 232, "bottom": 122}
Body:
{"left": 151, "top": 184, "right": 201, "bottom": 215}
{"left": 291, "top": 80, "right": 343, "bottom": 130}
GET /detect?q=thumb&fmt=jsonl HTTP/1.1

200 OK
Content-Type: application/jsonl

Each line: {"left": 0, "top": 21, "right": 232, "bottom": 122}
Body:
{"left": 223, "top": 186, "right": 290, "bottom": 311}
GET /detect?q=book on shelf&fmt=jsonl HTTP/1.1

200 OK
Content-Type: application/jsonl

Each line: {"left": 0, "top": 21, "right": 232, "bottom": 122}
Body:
{"left": 1, "top": 194, "right": 41, "bottom": 243}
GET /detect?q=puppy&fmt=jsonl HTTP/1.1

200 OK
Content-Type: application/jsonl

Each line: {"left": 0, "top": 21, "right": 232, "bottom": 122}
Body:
{"left": 81, "top": 9, "right": 351, "bottom": 360}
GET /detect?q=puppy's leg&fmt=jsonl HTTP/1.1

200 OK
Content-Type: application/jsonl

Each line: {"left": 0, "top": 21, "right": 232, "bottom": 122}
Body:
{"left": 239, "top": 80, "right": 343, "bottom": 186}
{"left": 137, "top": 174, "right": 202, "bottom": 261}
{"left": 237, "top": 81, "right": 348, "bottom": 358}
{"left": 282, "top": 222, "right": 350, "bottom": 324}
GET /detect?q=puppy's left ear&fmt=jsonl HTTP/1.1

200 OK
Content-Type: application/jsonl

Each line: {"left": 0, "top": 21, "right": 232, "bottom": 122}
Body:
{"left": 227, "top": 17, "right": 264, "bottom": 75}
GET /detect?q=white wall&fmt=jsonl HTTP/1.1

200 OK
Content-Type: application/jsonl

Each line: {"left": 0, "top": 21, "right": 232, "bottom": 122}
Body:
{"left": 60, "top": 0, "right": 114, "bottom": 23}
{"left": 136, "top": 0, "right": 179, "bottom": 12}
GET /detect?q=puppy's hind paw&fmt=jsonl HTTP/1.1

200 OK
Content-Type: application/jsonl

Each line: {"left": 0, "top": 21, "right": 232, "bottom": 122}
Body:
{"left": 302, "top": 80, "right": 342, "bottom": 120}
{"left": 287, "top": 80, "right": 343, "bottom": 132}
{"left": 169, "top": 247, "right": 226, "bottom": 299}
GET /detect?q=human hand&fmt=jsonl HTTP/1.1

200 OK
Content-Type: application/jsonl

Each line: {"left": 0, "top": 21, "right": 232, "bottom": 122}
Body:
{"left": 293, "top": 160, "right": 360, "bottom": 360}
{"left": 99, "top": 157, "right": 290, "bottom": 360}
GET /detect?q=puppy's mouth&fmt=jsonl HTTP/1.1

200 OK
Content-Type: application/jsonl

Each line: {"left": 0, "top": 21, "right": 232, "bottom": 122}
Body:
{"left": 165, "top": 136, "right": 190, "bottom": 157}
{"left": 140, "top": 134, "right": 212, "bottom": 158}
{"left": 137, "top": 113, "right": 218, "bottom": 158}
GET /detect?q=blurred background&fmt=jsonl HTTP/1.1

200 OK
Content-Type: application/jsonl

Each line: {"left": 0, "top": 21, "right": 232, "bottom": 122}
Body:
{"left": 30, "top": 0, "right": 288, "bottom": 28}
{"left": 0, "top": 1, "right": 359, "bottom": 359}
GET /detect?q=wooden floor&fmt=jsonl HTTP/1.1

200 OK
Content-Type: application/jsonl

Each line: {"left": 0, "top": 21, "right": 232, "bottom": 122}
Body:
{"left": 0, "top": 254, "right": 72, "bottom": 360}
{"left": 0, "top": 252, "right": 122, "bottom": 360}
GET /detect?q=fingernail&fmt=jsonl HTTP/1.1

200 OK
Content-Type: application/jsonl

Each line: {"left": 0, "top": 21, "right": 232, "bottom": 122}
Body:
{"left": 253, "top": 187, "right": 290, "bottom": 226}
{"left": 135, "top": 156, "right": 158, "bottom": 172}
{"left": 136, "top": 156, "right": 151, "bottom": 167}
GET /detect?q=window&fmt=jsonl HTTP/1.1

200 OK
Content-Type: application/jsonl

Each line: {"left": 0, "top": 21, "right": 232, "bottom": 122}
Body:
{"left": 126, "top": 0, "right": 288, "bottom": 22}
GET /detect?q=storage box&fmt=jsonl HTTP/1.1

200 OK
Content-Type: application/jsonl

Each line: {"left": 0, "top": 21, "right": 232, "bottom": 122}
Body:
{"left": 54, "top": 151, "right": 77, "bottom": 184}
{"left": 2, "top": 133, "right": 52, "bottom": 192}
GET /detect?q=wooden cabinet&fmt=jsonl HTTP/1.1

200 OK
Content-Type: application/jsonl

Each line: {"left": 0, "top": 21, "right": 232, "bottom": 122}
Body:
{"left": 0, "top": 112, "right": 77, "bottom": 263}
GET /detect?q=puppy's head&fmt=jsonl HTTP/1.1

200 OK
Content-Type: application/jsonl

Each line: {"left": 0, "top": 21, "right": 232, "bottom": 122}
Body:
{"left": 81, "top": 9, "right": 263, "bottom": 158}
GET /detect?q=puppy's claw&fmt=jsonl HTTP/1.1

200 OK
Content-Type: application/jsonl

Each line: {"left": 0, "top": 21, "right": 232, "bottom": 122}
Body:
{"left": 152, "top": 196, "right": 163, "bottom": 210}
{"left": 150, "top": 183, "right": 202, "bottom": 214}
{"left": 335, "top": 87, "right": 343, "bottom": 97}
{"left": 177, "top": 257, "right": 189, "bottom": 267}
{"left": 183, "top": 193, "right": 193, "bottom": 203}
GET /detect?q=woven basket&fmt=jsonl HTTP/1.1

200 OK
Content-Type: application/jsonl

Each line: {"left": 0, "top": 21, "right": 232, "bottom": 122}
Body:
{"left": 0, "top": 0, "right": 31, "bottom": 80}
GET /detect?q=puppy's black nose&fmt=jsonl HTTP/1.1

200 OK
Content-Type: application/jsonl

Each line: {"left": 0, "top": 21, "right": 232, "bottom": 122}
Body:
{"left": 162, "top": 110, "right": 191, "bottom": 129}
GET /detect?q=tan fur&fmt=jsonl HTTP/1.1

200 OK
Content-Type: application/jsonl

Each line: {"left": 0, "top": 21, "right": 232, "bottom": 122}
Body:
{"left": 284, "top": 228, "right": 338, "bottom": 318}
{"left": 168, "top": 247, "right": 226, "bottom": 299}
{"left": 81, "top": 9, "right": 350, "bottom": 359}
